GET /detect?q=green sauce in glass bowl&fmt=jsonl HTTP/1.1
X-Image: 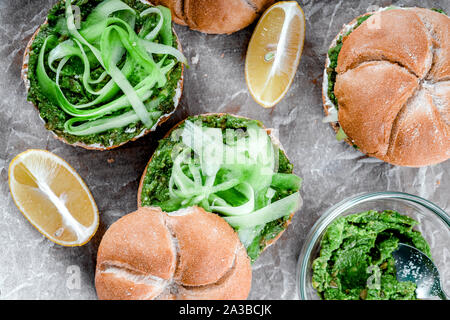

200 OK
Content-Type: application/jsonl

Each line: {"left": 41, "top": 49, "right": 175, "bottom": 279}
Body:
{"left": 297, "top": 192, "right": 450, "bottom": 300}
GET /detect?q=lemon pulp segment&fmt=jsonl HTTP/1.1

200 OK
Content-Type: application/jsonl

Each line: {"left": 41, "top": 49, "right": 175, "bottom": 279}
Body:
{"left": 9, "top": 150, "right": 98, "bottom": 246}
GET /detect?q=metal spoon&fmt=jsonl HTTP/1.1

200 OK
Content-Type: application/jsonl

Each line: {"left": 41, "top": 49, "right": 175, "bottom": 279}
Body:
{"left": 392, "top": 243, "right": 448, "bottom": 300}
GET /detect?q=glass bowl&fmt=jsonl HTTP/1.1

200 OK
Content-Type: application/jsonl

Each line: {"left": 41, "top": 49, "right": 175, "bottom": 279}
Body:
{"left": 296, "top": 191, "right": 450, "bottom": 300}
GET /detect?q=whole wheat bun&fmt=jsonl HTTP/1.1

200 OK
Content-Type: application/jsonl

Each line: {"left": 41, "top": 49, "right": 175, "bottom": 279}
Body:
{"left": 22, "top": 5, "right": 184, "bottom": 151}
{"left": 323, "top": 8, "right": 450, "bottom": 167}
{"left": 95, "top": 206, "right": 252, "bottom": 300}
{"left": 137, "top": 113, "right": 300, "bottom": 253}
{"left": 148, "top": 0, "right": 275, "bottom": 34}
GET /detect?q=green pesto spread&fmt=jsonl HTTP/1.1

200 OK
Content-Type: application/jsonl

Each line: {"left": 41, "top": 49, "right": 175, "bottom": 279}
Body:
{"left": 26, "top": 0, "right": 182, "bottom": 147}
{"left": 431, "top": 8, "right": 447, "bottom": 15}
{"left": 312, "top": 210, "right": 432, "bottom": 300}
{"left": 140, "top": 114, "right": 297, "bottom": 262}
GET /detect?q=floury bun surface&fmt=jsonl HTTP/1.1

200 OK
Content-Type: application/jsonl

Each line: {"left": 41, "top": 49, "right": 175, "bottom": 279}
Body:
{"left": 95, "top": 206, "right": 252, "bottom": 300}
{"left": 324, "top": 8, "right": 450, "bottom": 167}
{"left": 149, "top": 0, "right": 275, "bottom": 34}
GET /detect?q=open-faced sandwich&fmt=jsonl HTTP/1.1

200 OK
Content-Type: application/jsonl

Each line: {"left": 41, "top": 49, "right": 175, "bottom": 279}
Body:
{"left": 323, "top": 7, "right": 449, "bottom": 167}
{"left": 22, "top": 0, "right": 186, "bottom": 150}
{"left": 138, "top": 113, "right": 303, "bottom": 262}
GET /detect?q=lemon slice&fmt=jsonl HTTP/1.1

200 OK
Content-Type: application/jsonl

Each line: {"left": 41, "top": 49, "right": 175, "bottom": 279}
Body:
{"left": 8, "top": 149, "right": 99, "bottom": 246}
{"left": 245, "top": 1, "right": 305, "bottom": 108}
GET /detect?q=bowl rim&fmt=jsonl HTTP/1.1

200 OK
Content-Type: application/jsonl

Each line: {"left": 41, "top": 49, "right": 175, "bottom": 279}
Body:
{"left": 296, "top": 191, "right": 450, "bottom": 300}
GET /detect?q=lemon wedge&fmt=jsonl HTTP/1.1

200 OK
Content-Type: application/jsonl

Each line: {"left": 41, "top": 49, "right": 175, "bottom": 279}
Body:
{"left": 245, "top": 1, "right": 305, "bottom": 108}
{"left": 8, "top": 149, "right": 99, "bottom": 246}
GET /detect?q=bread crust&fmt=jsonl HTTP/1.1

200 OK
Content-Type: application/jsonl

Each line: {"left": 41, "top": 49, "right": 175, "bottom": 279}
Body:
{"left": 175, "top": 243, "right": 251, "bottom": 300}
{"left": 167, "top": 209, "right": 238, "bottom": 286}
{"left": 22, "top": 8, "right": 184, "bottom": 151}
{"left": 323, "top": 7, "right": 450, "bottom": 167}
{"left": 411, "top": 8, "right": 450, "bottom": 81}
{"left": 95, "top": 206, "right": 252, "bottom": 300}
{"left": 336, "top": 9, "right": 433, "bottom": 78}
{"left": 384, "top": 88, "right": 450, "bottom": 166}
{"left": 96, "top": 272, "right": 164, "bottom": 300}
{"left": 335, "top": 61, "right": 419, "bottom": 157}
{"left": 137, "top": 113, "right": 298, "bottom": 255}
{"left": 96, "top": 207, "right": 176, "bottom": 279}
{"left": 149, "top": 0, "right": 274, "bottom": 34}
{"left": 149, "top": 0, "right": 188, "bottom": 26}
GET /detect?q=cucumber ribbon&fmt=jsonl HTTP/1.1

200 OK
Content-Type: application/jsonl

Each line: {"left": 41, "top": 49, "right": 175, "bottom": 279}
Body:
{"left": 35, "top": 0, "right": 186, "bottom": 136}
{"left": 165, "top": 121, "right": 303, "bottom": 247}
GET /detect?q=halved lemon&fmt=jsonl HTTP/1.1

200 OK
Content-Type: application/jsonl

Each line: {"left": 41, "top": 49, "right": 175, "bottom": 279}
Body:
{"left": 245, "top": 1, "right": 305, "bottom": 108}
{"left": 8, "top": 149, "right": 99, "bottom": 246}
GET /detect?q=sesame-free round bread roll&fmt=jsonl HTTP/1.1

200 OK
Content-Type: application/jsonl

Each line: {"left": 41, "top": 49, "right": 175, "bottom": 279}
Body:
{"left": 95, "top": 206, "right": 252, "bottom": 300}
{"left": 325, "top": 8, "right": 450, "bottom": 167}
{"left": 149, "top": 0, "right": 275, "bottom": 34}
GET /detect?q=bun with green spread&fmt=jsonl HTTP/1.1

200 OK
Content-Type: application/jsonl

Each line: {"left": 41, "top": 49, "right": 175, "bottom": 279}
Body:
{"left": 323, "top": 7, "right": 449, "bottom": 167}
{"left": 22, "top": 0, "right": 186, "bottom": 150}
{"left": 138, "top": 113, "right": 303, "bottom": 262}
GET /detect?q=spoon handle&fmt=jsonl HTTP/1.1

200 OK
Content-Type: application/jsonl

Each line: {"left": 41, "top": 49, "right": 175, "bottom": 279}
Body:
{"left": 437, "top": 288, "right": 448, "bottom": 300}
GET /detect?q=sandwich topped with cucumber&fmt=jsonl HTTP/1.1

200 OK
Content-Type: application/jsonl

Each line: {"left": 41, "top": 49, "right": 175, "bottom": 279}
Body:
{"left": 138, "top": 113, "right": 303, "bottom": 262}
{"left": 23, "top": 0, "right": 187, "bottom": 150}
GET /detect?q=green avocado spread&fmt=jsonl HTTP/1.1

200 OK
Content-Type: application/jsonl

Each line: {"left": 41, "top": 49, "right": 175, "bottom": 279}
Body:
{"left": 27, "top": 0, "right": 182, "bottom": 147}
{"left": 140, "top": 114, "right": 299, "bottom": 262}
{"left": 312, "top": 210, "right": 432, "bottom": 300}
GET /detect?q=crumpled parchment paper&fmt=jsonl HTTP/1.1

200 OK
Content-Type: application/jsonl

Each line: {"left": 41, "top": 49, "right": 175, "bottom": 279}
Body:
{"left": 0, "top": 0, "right": 448, "bottom": 299}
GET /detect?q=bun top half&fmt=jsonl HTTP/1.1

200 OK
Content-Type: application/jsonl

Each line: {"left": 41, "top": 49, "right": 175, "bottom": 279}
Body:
{"left": 332, "top": 8, "right": 449, "bottom": 167}
{"left": 95, "top": 206, "right": 252, "bottom": 300}
{"left": 149, "top": 0, "right": 275, "bottom": 34}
